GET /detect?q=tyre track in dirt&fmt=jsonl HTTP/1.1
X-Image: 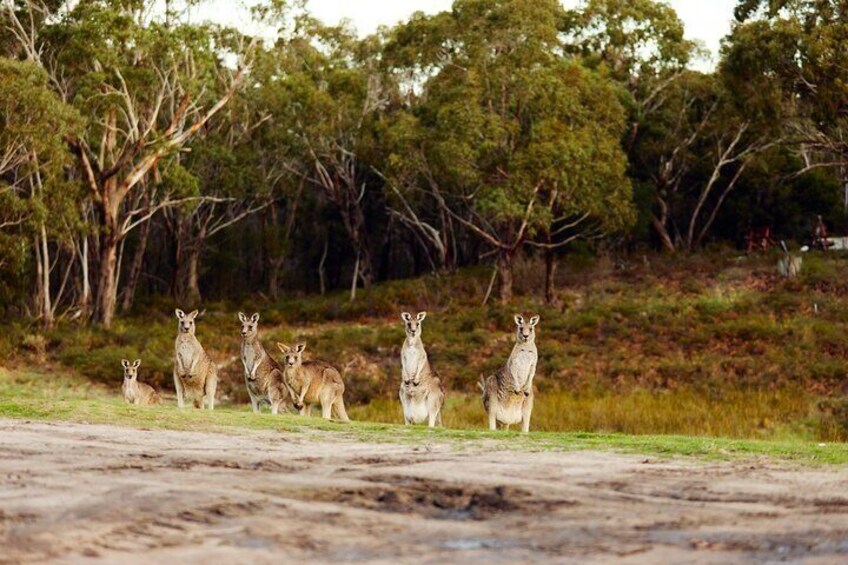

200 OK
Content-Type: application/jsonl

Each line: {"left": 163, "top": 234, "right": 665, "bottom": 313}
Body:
{"left": 1, "top": 420, "right": 847, "bottom": 563}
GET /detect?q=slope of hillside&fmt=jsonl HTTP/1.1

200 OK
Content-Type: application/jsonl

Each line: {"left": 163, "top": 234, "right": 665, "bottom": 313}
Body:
{"left": 3, "top": 251, "right": 848, "bottom": 440}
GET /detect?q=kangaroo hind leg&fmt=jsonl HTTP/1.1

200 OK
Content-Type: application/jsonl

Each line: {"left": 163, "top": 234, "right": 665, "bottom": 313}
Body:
{"left": 333, "top": 396, "right": 350, "bottom": 422}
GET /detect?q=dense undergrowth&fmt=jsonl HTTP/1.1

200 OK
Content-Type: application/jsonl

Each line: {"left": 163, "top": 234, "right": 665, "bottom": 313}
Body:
{"left": 3, "top": 251, "right": 848, "bottom": 441}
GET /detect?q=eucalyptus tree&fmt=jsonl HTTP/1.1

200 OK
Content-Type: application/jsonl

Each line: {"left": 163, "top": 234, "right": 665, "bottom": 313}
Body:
{"left": 383, "top": 0, "right": 634, "bottom": 303}
{"left": 630, "top": 71, "right": 779, "bottom": 251}
{"left": 725, "top": 0, "right": 848, "bottom": 209}
{"left": 266, "top": 17, "right": 388, "bottom": 293}
{"left": 2, "top": 0, "right": 252, "bottom": 327}
{"left": 164, "top": 70, "right": 274, "bottom": 306}
{"left": 0, "top": 57, "right": 81, "bottom": 326}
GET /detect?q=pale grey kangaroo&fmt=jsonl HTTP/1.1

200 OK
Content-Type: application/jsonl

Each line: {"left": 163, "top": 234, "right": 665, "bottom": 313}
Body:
{"left": 399, "top": 312, "right": 445, "bottom": 427}
{"left": 239, "top": 312, "right": 290, "bottom": 414}
{"left": 480, "top": 314, "right": 539, "bottom": 433}
{"left": 173, "top": 308, "right": 218, "bottom": 409}
{"left": 121, "top": 359, "right": 159, "bottom": 406}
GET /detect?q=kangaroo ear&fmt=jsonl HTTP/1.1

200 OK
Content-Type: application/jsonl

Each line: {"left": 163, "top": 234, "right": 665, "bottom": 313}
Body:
{"left": 189, "top": 309, "right": 200, "bottom": 319}
{"left": 251, "top": 312, "right": 260, "bottom": 323}
{"left": 238, "top": 312, "right": 247, "bottom": 323}
{"left": 529, "top": 315, "right": 540, "bottom": 327}
{"left": 417, "top": 311, "right": 427, "bottom": 322}
{"left": 514, "top": 314, "right": 524, "bottom": 326}
{"left": 401, "top": 312, "right": 412, "bottom": 322}
{"left": 133, "top": 359, "right": 141, "bottom": 368}
{"left": 276, "top": 343, "right": 290, "bottom": 353}
{"left": 295, "top": 343, "right": 306, "bottom": 354}
{"left": 175, "top": 309, "right": 185, "bottom": 319}
{"left": 121, "top": 359, "right": 130, "bottom": 369}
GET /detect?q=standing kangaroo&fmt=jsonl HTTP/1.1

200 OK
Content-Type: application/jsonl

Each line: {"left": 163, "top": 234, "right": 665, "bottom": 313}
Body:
{"left": 238, "top": 312, "right": 290, "bottom": 415}
{"left": 276, "top": 343, "right": 350, "bottom": 422}
{"left": 121, "top": 359, "right": 159, "bottom": 406}
{"left": 480, "top": 314, "right": 539, "bottom": 433}
{"left": 173, "top": 308, "right": 218, "bottom": 409}
{"left": 399, "top": 312, "right": 445, "bottom": 427}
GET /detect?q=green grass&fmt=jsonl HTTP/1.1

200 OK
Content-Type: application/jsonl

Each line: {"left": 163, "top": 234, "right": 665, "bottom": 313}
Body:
{"left": 4, "top": 251, "right": 848, "bottom": 444}
{"left": 1, "top": 368, "right": 846, "bottom": 465}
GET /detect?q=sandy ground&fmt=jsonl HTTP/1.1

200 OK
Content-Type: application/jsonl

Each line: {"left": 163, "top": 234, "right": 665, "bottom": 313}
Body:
{"left": 1, "top": 421, "right": 848, "bottom": 564}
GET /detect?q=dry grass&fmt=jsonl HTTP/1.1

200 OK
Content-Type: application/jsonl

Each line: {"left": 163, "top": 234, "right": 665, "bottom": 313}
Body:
{"left": 350, "top": 388, "right": 818, "bottom": 440}
{"left": 2, "top": 368, "right": 846, "bottom": 465}
{"left": 3, "top": 250, "right": 848, "bottom": 441}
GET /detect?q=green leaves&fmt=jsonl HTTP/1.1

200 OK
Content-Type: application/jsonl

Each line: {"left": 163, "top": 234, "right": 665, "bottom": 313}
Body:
{"left": 386, "top": 0, "right": 634, "bottom": 250}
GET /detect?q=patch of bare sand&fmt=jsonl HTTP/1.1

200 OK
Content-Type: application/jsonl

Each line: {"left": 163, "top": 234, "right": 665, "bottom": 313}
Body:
{"left": 1, "top": 420, "right": 848, "bottom": 563}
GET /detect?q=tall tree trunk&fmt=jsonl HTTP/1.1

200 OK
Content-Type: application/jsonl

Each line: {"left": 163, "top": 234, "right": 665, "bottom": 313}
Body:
{"left": 651, "top": 215, "right": 676, "bottom": 252}
{"left": 175, "top": 243, "right": 202, "bottom": 306}
{"left": 268, "top": 257, "right": 283, "bottom": 299}
{"left": 184, "top": 246, "right": 201, "bottom": 305}
{"left": 356, "top": 242, "right": 374, "bottom": 288}
{"left": 92, "top": 181, "right": 123, "bottom": 328}
{"left": 348, "top": 205, "right": 373, "bottom": 288}
{"left": 94, "top": 231, "right": 119, "bottom": 328}
{"left": 78, "top": 235, "right": 91, "bottom": 319}
{"left": 266, "top": 202, "right": 285, "bottom": 300}
{"left": 34, "top": 231, "right": 54, "bottom": 330}
{"left": 545, "top": 248, "right": 557, "bottom": 305}
{"left": 497, "top": 249, "right": 515, "bottom": 304}
{"left": 350, "top": 250, "right": 360, "bottom": 302}
{"left": 39, "top": 225, "right": 54, "bottom": 329}
{"left": 174, "top": 217, "right": 204, "bottom": 306}
{"left": 651, "top": 193, "right": 676, "bottom": 252}
{"left": 120, "top": 214, "right": 151, "bottom": 313}
{"left": 318, "top": 237, "right": 328, "bottom": 295}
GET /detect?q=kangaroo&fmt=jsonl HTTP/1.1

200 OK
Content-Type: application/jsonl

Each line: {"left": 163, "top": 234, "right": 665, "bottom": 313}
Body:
{"left": 173, "top": 308, "right": 218, "bottom": 410}
{"left": 121, "top": 359, "right": 159, "bottom": 406}
{"left": 480, "top": 314, "right": 539, "bottom": 433}
{"left": 778, "top": 240, "right": 803, "bottom": 279}
{"left": 238, "top": 312, "right": 290, "bottom": 415}
{"left": 399, "top": 312, "right": 445, "bottom": 427}
{"left": 276, "top": 343, "right": 350, "bottom": 422}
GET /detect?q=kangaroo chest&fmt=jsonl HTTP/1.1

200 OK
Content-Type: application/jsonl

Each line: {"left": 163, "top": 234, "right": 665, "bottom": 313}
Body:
{"left": 401, "top": 344, "right": 425, "bottom": 379}
{"left": 507, "top": 346, "right": 537, "bottom": 388}
{"left": 241, "top": 342, "right": 264, "bottom": 378}
{"left": 176, "top": 337, "right": 197, "bottom": 374}
{"left": 123, "top": 381, "right": 138, "bottom": 401}
{"left": 287, "top": 370, "right": 313, "bottom": 398}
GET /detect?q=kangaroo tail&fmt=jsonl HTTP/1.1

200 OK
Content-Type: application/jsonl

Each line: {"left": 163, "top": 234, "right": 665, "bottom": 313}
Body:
{"left": 333, "top": 398, "right": 351, "bottom": 423}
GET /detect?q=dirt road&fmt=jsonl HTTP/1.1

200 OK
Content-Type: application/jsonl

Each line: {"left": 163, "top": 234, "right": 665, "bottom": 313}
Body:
{"left": 1, "top": 420, "right": 847, "bottom": 563}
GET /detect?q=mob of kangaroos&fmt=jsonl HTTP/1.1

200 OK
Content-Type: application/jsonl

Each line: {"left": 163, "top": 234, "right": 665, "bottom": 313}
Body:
{"left": 120, "top": 307, "right": 542, "bottom": 432}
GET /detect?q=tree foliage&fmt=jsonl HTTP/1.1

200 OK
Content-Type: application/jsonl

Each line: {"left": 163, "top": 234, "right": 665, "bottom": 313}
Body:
{"left": 1, "top": 0, "right": 848, "bottom": 322}
{"left": 383, "top": 0, "right": 634, "bottom": 301}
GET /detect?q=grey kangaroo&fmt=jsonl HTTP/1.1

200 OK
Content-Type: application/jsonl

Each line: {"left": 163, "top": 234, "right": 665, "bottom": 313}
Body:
{"left": 121, "top": 359, "right": 159, "bottom": 406}
{"left": 480, "top": 314, "right": 539, "bottom": 433}
{"left": 399, "top": 311, "right": 445, "bottom": 427}
{"left": 276, "top": 343, "right": 350, "bottom": 422}
{"left": 239, "top": 312, "right": 290, "bottom": 414}
{"left": 173, "top": 308, "right": 218, "bottom": 409}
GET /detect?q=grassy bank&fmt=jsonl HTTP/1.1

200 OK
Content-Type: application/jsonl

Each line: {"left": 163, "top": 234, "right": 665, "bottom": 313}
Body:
{"left": 1, "top": 368, "right": 846, "bottom": 465}
{"left": 3, "top": 251, "right": 848, "bottom": 441}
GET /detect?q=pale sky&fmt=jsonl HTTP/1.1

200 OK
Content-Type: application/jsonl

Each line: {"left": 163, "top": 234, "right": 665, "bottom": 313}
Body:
{"left": 200, "top": 0, "right": 738, "bottom": 69}
{"left": 305, "top": 0, "right": 738, "bottom": 68}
